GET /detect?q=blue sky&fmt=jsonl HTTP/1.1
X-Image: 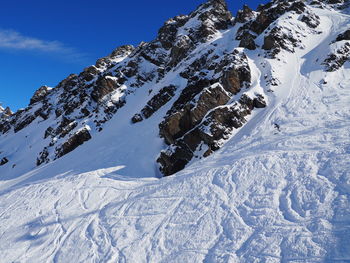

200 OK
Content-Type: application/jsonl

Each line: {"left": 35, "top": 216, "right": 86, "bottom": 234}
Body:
{"left": 0, "top": 0, "right": 268, "bottom": 111}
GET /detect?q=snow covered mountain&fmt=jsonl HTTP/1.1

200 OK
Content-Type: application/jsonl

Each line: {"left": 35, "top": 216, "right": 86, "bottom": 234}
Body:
{"left": 0, "top": 0, "right": 350, "bottom": 262}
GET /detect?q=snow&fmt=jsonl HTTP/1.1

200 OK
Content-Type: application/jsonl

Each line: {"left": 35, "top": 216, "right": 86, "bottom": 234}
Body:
{"left": 0, "top": 2, "right": 350, "bottom": 262}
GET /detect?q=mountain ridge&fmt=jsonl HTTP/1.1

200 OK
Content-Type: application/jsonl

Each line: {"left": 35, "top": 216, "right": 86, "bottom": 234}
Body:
{"left": 0, "top": 1, "right": 350, "bottom": 261}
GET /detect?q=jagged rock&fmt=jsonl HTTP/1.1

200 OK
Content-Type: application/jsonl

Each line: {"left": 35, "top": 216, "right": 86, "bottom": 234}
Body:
{"left": 36, "top": 147, "right": 49, "bottom": 166}
{"left": 110, "top": 45, "right": 135, "bottom": 58}
{"left": 239, "top": 33, "right": 257, "bottom": 50}
{"left": 160, "top": 84, "right": 231, "bottom": 144}
{"left": 221, "top": 64, "right": 251, "bottom": 94}
{"left": 158, "top": 15, "right": 189, "bottom": 50}
{"left": 0, "top": 106, "right": 13, "bottom": 118}
{"left": 253, "top": 94, "right": 267, "bottom": 108}
{"left": 30, "top": 86, "right": 51, "bottom": 105}
{"left": 263, "top": 26, "right": 300, "bottom": 56}
{"left": 80, "top": 66, "right": 99, "bottom": 82}
{"left": 56, "top": 128, "right": 92, "bottom": 158}
{"left": 336, "top": 29, "right": 350, "bottom": 41}
{"left": 131, "top": 114, "right": 143, "bottom": 124}
{"left": 158, "top": 94, "right": 266, "bottom": 176}
{"left": 91, "top": 76, "right": 119, "bottom": 102}
{"left": 14, "top": 114, "right": 36, "bottom": 133}
{"left": 132, "top": 85, "right": 177, "bottom": 123}
{"left": 301, "top": 12, "right": 320, "bottom": 28}
{"left": 0, "top": 157, "right": 9, "bottom": 166}
{"left": 57, "top": 74, "right": 78, "bottom": 91}
{"left": 235, "top": 4, "right": 254, "bottom": 23}
{"left": 236, "top": 0, "right": 306, "bottom": 41}
{"left": 169, "top": 35, "right": 193, "bottom": 66}
{"left": 324, "top": 42, "right": 350, "bottom": 71}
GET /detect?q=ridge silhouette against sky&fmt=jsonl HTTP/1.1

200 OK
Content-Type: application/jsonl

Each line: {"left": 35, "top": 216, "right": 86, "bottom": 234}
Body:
{"left": 0, "top": 0, "right": 268, "bottom": 111}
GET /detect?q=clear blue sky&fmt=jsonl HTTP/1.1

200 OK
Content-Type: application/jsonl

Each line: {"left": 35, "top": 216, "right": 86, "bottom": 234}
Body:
{"left": 0, "top": 0, "right": 268, "bottom": 111}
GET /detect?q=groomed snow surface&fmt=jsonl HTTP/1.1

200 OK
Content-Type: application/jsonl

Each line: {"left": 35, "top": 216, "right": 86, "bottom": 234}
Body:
{"left": 1, "top": 5, "right": 350, "bottom": 263}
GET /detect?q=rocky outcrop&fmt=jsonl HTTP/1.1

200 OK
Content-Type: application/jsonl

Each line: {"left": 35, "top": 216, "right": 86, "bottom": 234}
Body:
{"left": 262, "top": 26, "right": 300, "bottom": 56}
{"left": 30, "top": 86, "right": 51, "bottom": 105}
{"left": 336, "top": 29, "right": 350, "bottom": 42}
{"left": 235, "top": 5, "right": 254, "bottom": 24}
{"left": 159, "top": 49, "right": 251, "bottom": 146}
{"left": 91, "top": 76, "right": 120, "bottom": 102}
{"left": 56, "top": 128, "right": 92, "bottom": 159}
{"left": 159, "top": 84, "right": 231, "bottom": 145}
{"left": 158, "top": 94, "right": 266, "bottom": 176}
{"left": 324, "top": 42, "right": 350, "bottom": 71}
{"left": 236, "top": 0, "right": 308, "bottom": 52}
{"left": 0, "top": 106, "right": 12, "bottom": 119}
{"left": 132, "top": 85, "right": 177, "bottom": 123}
{"left": 156, "top": 45, "right": 263, "bottom": 176}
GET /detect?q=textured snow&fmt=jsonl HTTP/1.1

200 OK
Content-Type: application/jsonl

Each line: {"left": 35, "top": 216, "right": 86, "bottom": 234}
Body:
{"left": 0, "top": 4, "right": 350, "bottom": 263}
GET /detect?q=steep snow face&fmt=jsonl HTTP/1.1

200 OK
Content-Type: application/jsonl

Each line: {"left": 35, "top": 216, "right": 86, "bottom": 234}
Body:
{"left": 0, "top": 0, "right": 350, "bottom": 262}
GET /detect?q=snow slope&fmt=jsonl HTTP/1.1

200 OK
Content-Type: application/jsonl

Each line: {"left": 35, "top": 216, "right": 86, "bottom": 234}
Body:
{"left": 0, "top": 2, "right": 350, "bottom": 263}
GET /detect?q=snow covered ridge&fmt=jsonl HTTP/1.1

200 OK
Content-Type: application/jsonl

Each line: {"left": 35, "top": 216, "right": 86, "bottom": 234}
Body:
{"left": 0, "top": 0, "right": 349, "bottom": 178}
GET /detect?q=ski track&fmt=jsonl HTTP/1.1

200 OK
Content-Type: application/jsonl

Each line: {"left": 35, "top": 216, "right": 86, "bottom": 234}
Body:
{"left": 0, "top": 5, "right": 350, "bottom": 263}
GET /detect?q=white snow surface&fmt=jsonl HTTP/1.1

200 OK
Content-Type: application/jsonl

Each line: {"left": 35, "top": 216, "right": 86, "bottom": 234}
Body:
{"left": 0, "top": 4, "right": 350, "bottom": 263}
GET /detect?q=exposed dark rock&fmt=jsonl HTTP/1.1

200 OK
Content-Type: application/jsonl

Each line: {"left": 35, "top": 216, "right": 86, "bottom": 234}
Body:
{"left": 56, "top": 128, "right": 92, "bottom": 158}
{"left": 14, "top": 114, "right": 36, "bottom": 133}
{"left": 336, "top": 29, "right": 350, "bottom": 42}
{"left": 110, "top": 45, "right": 135, "bottom": 58}
{"left": 160, "top": 84, "right": 231, "bottom": 145}
{"left": 132, "top": 85, "right": 177, "bottom": 123}
{"left": 30, "top": 86, "right": 51, "bottom": 105}
{"left": 301, "top": 12, "right": 320, "bottom": 28}
{"left": 0, "top": 106, "right": 13, "bottom": 119}
{"left": 0, "top": 157, "right": 9, "bottom": 166}
{"left": 323, "top": 42, "right": 350, "bottom": 71}
{"left": 44, "top": 127, "right": 54, "bottom": 139}
{"left": 80, "top": 66, "right": 99, "bottom": 82}
{"left": 57, "top": 74, "right": 78, "bottom": 91}
{"left": 235, "top": 5, "right": 254, "bottom": 24}
{"left": 36, "top": 147, "right": 49, "bottom": 166}
{"left": 158, "top": 15, "right": 189, "bottom": 50}
{"left": 253, "top": 94, "right": 267, "bottom": 108}
{"left": 91, "top": 76, "right": 119, "bottom": 102}
{"left": 158, "top": 94, "right": 266, "bottom": 176}
{"left": 239, "top": 33, "right": 257, "bottom": 50}
{"left": 169, "top": 36, "right": 194, "bottom": 66}
{"left": 262, "top": 26, "right": 300, "bottom": 56}
{"left": 131, "top": 114, "right": 143, "bottom": 124}
{"left": 236, "top": 0, "right": 306, "bottom": 42}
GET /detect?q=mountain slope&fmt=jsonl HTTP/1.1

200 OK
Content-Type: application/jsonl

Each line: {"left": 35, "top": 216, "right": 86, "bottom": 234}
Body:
{"left": 0, "top": 0, "right": 350, "bottom": 262}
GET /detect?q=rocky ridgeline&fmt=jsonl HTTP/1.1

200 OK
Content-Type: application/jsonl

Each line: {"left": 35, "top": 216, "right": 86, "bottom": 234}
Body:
{"left": 0, "top": 0, "right": 348, "bottom": 174}
{"left": 324, "top": 29, "right": 350, "bottom": 71}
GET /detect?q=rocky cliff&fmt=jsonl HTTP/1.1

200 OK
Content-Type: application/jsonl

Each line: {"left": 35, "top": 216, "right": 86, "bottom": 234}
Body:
{"left": 0, "top": 0, "right": 349, "bottom": 176}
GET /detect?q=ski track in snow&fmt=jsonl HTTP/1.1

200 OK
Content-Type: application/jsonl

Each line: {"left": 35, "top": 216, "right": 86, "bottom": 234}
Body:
{"left": 0, "top": 5, "right": 350, "bottom": 263}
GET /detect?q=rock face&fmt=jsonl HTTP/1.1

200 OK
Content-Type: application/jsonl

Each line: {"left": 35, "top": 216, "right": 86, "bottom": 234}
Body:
{"left": 324, "top": 42, "right": 350, "bottom": 71}
{"left": 158, "top": 94, "right": 266, "bottom": 176}
{"left": 30, "top": 86, "right": 51, "bottom": 105}
{"left": 56, "top": 128, "right": 92, "bottom": 158}
{"left": 0, "top": 0, "right": 344, "bottom": 177}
